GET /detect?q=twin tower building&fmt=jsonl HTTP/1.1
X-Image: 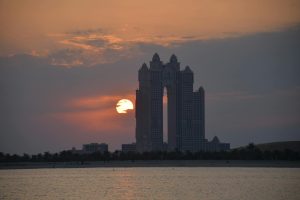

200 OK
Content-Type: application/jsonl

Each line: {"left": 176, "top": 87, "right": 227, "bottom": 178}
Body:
{"left": 135, "top": 53, "right": 230, "bottom": 152}
{"left": 136, "top": 53, "right": 203, "bottom": 152}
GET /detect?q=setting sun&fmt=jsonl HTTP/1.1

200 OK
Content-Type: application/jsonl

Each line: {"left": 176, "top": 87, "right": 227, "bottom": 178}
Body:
{"left": 116, "top": 99, "right": 134, "bottom": 114}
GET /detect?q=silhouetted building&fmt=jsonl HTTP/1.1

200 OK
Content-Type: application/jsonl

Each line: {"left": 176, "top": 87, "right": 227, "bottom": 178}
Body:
{"left": 205, "top": 136, "right": 230, "bottom": 152}
{"left": 136, "top": 53, "right": 205, "bottom": 152}
{"left": 122, "top": 143, "right": 136, "bottom": 153}
{"left": 82, "top": 143, "right": 108, "bottom": 153}
{"left": 136, "top": 53, "right": 230, "bottom": 152}
{"left": 70, "top": 147, "right": 83, "bottom": 154}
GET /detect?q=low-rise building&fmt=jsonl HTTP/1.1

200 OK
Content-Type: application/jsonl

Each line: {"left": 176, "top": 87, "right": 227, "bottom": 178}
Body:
{"left": 205, "top": 136, "right": 230, "bottom": 152}
{"left": 83, "top": 143, "right": 108, "bottom": 153}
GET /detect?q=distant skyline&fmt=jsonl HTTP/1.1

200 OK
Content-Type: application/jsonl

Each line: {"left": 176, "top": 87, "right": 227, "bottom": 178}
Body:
{"left": 1, "top": 0, "right": 300, "bottom": 154}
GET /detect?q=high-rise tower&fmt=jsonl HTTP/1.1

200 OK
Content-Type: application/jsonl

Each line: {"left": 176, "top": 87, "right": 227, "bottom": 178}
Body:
{"left": 135, "top": 53, "right": 205, "bottom": 152}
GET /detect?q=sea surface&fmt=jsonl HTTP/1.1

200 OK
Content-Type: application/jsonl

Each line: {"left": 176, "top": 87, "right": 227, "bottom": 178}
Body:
{"left": 0, "top": 167, "right": 299, "bottom": 200}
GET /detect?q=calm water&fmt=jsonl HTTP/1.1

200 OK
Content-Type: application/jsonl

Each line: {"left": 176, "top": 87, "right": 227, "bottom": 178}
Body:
{"left": 0, "top": 167, "right": 299, "bottom": 200}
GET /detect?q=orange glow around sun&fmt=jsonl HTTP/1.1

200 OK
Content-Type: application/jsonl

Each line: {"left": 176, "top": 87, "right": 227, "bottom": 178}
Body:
{"left": 51, "top": 94, "right": 135, "bottom": 132}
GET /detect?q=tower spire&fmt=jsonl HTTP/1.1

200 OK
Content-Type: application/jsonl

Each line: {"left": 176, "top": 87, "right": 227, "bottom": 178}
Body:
{"left": 152, "top": 53, "right": 160, "bottom": 62}
{"left": 170, "top": 54, "right": 177, "bottom": 63}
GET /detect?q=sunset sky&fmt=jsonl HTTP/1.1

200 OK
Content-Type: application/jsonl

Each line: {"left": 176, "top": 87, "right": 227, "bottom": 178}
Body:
{"left": 1, "top": 0, "right": 300, "bottom": 154}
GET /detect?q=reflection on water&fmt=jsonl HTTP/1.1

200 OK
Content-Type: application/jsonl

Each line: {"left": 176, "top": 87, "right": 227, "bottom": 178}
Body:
{"left": 0, "top": 167, "right": 299, "bottom": 200}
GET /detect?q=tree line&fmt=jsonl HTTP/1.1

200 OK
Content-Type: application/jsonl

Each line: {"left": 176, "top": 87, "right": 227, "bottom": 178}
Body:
{"left": 1, "top": 143, "right": 299, "bottom": 162}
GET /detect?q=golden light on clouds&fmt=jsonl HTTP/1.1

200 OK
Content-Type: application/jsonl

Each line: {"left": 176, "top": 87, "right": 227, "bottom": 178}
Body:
{"left": 116, "top": 99, "right": 134, "bottom": 114}
{"left": 1, "top": 0, "right": 300, "bottom": 61}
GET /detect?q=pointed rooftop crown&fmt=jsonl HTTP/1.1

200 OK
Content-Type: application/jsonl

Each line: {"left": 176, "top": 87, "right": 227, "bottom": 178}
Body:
{"left": 140, "top": 63, "right": 148, "bottom": 71}
{"left": 170, "top": 54, "right": 177, "bottom": 63}
{"left": 198, "top": 86, "right": 204, "bottom": 92}
{"left": 152, "top": 53, "right": 160, "bottom": 62}
{"left": 212, "top": 136, "right": 220, "bottom": 143}
{"left": 183, "top": 66, "right": 192, "bottom": 73}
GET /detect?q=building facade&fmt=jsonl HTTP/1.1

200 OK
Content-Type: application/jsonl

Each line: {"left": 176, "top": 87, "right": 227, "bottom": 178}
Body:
{"left": 136, "top": 53, "right": 206, "bottom": 152}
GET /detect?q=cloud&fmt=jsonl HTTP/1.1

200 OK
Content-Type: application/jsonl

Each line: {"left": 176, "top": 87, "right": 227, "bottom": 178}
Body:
{"left": 47, "top": 30, "right": 131, "bottom": 66}
{"left": 3, "top": 0, "right": 300, "bottom": 67}
{"left": 2, "top": 0, "right": 300, "bottom": 61}
{"left": 47, "top": 28, "right": 204, "bottom": 67}
{"left": 43, "top": 23, "right": 300, "bottom": 67}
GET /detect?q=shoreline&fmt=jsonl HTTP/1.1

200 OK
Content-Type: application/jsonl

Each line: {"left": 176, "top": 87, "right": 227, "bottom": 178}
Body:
{"left": 1, "top": 160, "right": 300, "bottom": 169}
